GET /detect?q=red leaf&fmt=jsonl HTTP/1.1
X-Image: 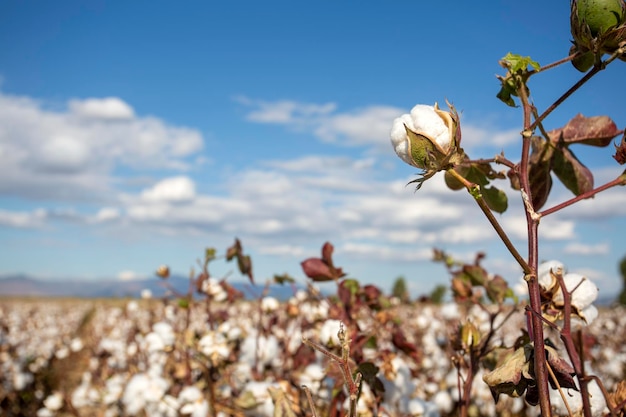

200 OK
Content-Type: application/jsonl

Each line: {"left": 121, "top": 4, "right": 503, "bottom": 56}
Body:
{"left": 321, "top": 242, "right": 335, "bottom": 266}
{"left": 300, "top": 258, "right": 336, "bottom": 282}
{"left": 550, "top": 114, "right": 621, "bottom": 147}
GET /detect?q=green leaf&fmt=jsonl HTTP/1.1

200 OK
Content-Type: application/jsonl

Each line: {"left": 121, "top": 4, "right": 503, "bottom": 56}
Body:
{"left": 496, "top": 83, "right": 517, "bottom": 107}
{"left": 482, "top": 185, "right": 508, "bottom": 213}
{"left": 342, "top": 278, "right": 360, "bottom": 295}
{"left": 273, "top": 273, "right": 295, "bottom": 285}
{"left": 205, "top": 247, "right": 216, "bottom": 261}
{"left": 501, "top": 52, "right": 540, "bottom": 72}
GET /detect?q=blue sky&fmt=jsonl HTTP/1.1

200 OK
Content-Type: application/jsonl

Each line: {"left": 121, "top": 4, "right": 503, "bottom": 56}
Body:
{"left": 1, "top": 1, "right": 625, "bottom": 297}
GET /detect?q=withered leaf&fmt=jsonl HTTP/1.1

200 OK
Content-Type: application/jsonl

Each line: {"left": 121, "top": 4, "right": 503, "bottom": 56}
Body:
{"left": 614, "top": 133, "right": 626, "bottom": 165}
{"left": 462, "top": 264, "right": 488, "bottom": 286}
{"left": 486, "top": 275, "right": 510, "bottom": 304}
{"left": 528, "top": 137, "right": 554, "bottom": 210}
{"left": 301, "top": 258, "right": 336, "bottom": 282}
{"left": 301, "top": 241, "right": 346, "bottom": 282}
{"left": 552, "top": 146, "right": 594, "bottom": 196}
{"left": 554, "top": 114, "right": 621, "bottom": 147}
{"left": 483, "top": 344, "right": 533, "bottom": 402}
{"left": 545, "top": 346, "right": 578, "bottom": 391}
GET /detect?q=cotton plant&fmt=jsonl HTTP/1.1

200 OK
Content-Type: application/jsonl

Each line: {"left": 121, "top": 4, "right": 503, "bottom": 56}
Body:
{"left": 390, "top": 0, "right": 626, "bottom": 415}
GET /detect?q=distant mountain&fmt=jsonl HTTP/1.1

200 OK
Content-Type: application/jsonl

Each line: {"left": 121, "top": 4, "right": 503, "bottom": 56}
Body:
{"left": 0, "top": 274, "right": 303, "bottom": 301}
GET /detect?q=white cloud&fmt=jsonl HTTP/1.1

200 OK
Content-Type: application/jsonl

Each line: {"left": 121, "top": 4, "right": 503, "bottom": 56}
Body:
{"left": 238, "top": 97, "right": 526, "bottom": 153}
{"left": 0, "top": 91, "right": 204, "bottom": 201}
{"left": 258, "top": 244, "right": 306, "bottom": 257}
{"left": 141, "top": 176, "right": 196, "bottom": 203}
{"left": 340, "top": 242, "right": 433, "bottom": 262}
{"left": 563, "top": 242, "right": 610, "bottom": 255}
{"left": 313, "top": 106, "right": 405, "bottom": 145}
{"left": 461, "top": 125, "right": 520, "bottom": 149}
{"left": 69, "top": 97, "right": 135, "bottom": 120}
{"left": 93, "top": 207, "right": 121, "bottom": 223}
{"left": 117, "top": 270, "right": 147, "bottom": 281}
{"left": 0, "top": 208, "right": 47, "bottom": 228}
{"left": 235, "top": 96, "right": 336, "bottom": 123}
{"left": 237, "top": 96, "right": 402, "bottom": 147}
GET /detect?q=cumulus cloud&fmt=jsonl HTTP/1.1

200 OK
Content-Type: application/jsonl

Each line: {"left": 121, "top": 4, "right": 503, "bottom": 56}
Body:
{"left": 68, "top": 97, "right": 135, "bottom": 120}
{"left": 0, "top": 91, "right": 204, "bottom": 201}
{"left": 0, "top": 208, "right": 47, "bottom": 228}
{"left": 236, "top": 96, "right": 336, "bottom": 124}
{"left": 236, "top": 95, "right": 403, "bottom": 147}
{"left": 237, "top": 96, "right": 525, "bottom": 152}
{"left": 563, "top": 242, "right": 610, "bottom": 255}
{"left": 140, "top": 176, "right": 196, "bottom": 203}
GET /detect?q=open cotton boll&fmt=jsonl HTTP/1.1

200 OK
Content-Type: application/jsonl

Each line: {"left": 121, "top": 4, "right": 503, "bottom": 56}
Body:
{"left": 178, "top": 386, "right": 209, "bottom": 417}
{"left": 552, "top": 273, "right": 598, "bottom": 311}
{"left": 261, "top": 296, "right": 280, "bottom": 312}
{"left": 318, "top": 319, "right": 343, "bottom": 346}
{"left": 538, "top": 260, "right": 566, "bottom": 291}
{"left": 408, "top": 105, "right": 451, "bottom": 149}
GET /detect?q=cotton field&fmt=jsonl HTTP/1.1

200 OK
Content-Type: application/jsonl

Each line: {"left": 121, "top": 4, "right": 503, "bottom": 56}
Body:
{"left": 1, "top": 288, "right": 625, "bottom": 417}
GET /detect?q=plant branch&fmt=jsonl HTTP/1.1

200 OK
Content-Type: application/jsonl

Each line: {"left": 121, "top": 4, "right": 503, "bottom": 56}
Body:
{"left": 540, "top": 175, "right": 626, "bottom": 217}
{"left": 516, "top": 72, "right": 552, "bottom": 416}
{"left": 530, "top": 47, "right": 624, "bottom": 132}
{"left": 446, "top": 168, "right": 530, "bottom": 274}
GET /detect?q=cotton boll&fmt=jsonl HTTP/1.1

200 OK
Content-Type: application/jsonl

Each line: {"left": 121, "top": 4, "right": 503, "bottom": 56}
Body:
{"left": 43, "top": 391, "right": 64, "bottom": 411}
{"left": 549, "top": 380, "right": 608, "bottom": 417}
{"left": 299, "top": 363, "right": 325, "bottom": 391}
{"left": 431, "top": 390, "right": 453, "bottom": 414}
{"left": 439, "top": 303, "right": 460, "bottom": 320}
{"left": 553, "top": 273, "right": 598, "bottom": 311}
{"left": 538, "top": 260, "right": 566, "bottom": 292}
{"left": 318, "top": 319, "right": 343, "bottom": 346}
{"left": 198, "top": 331, "right": 230, "bottom": 365}
{"left": 261, "top": 296, "right": 279, "bottom": 312}
{"left": 239, "top": 332, "right": 280, "bottom": 373}
{"left": 178, "top": 386, "right": 209, "bottom": 417}
{"left": 152, "top": 321, "right": 176, "bottom": 347}
{"left": 240, "top": 381, "right": 278, "bottom": 417}
{"left": 103, "top": 374, "right": 126, "bottom": 405}
{"left": 70, "top": 337, "right": 83, "bottom": 352}
{"left": 36, "top": 408, "right": 54, "bottom": 417}
{"left": 122, "top": 373, "right": 170, "bottom": 415}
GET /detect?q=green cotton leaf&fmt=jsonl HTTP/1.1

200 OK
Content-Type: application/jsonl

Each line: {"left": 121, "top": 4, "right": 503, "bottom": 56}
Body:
{"left": 273, "top": 273, "right": 295, "bottom": 285}
{"left": 496, "top": 83, "right": 517, "bottom": 107}
{"left": 342, "top": 278, "right": 360, "bottom": 295}
{"left": 501, "top": 52, "right": 540, "bottom": 72}
{"left": 552, "top": 146, "right": 594, "bottom": 195}
{"left": 482, "top": 185, "right": 508, "bottom": 213}
{"left": 205, "top": 247, "right": 216, "bottom": 262}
